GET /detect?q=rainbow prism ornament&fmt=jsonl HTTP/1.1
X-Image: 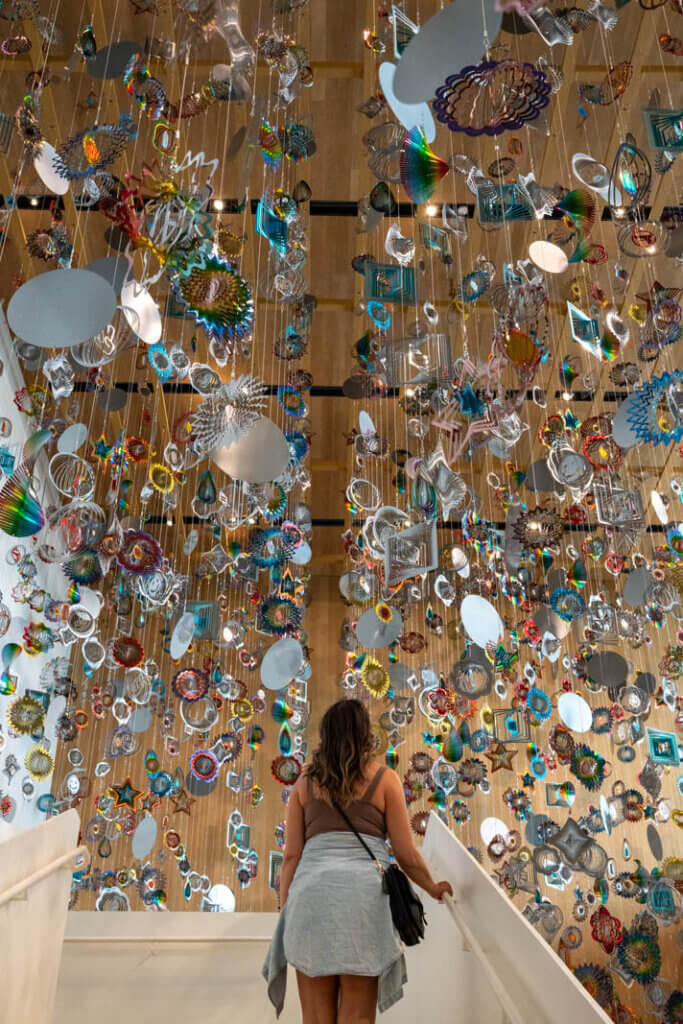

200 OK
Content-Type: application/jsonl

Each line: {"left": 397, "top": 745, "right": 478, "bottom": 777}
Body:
{"left": 0, "top": 430, "right": 51, "bottom": 538}
{"left": 400, "top": 127, "right": 449, "bottom": 205}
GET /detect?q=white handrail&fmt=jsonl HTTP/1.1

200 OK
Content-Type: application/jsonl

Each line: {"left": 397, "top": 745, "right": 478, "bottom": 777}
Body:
{"left": 442, "top": 893, "right": 525, "bottom": 1024}
{"left": 424, "top": 813, "right": 612, "bottom": 1024}
{"left": 64, "top": 936, "right": 272, "bottom": 943}
{"left": 0, "top": 845, "right": 88, "bottom": 909}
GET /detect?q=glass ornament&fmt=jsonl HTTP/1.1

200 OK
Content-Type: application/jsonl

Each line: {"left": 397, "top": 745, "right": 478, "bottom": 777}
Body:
{"left": 434, "top": 60, "right": 551, "bottom": 136}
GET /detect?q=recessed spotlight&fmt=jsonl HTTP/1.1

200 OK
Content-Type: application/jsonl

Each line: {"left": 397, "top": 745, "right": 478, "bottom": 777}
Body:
{"left": 213, "top": 199, "right": 224, "bottom": 211}
{"left": 425, "top": 203, "right": 438, "bottom": 217}
{"left": 29, "top": 197, "right": 39, "bottom": 207}
{"left": 562, "top": 390, "right": 572, "bottom": 401}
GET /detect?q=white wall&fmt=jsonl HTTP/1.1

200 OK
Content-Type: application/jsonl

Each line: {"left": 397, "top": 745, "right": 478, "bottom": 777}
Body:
{"left": 0, "top": 307, "right": 69, "bottom": 833}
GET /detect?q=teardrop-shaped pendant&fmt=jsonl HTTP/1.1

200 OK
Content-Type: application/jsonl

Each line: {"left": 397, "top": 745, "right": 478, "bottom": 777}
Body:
{"left": 278, "top": 722, "right": 292, "bottom": 756}
{"left": 98, "top": 837, "right": 112, "bottom": 858}
{"left": 196, "top": 469, "right": 217, "bottom": 505}
{"left": 623, "top": 838, "right": 631, "bottom": 861}
{"left": 184, "top": 880, "right": 192, "bottom": 900}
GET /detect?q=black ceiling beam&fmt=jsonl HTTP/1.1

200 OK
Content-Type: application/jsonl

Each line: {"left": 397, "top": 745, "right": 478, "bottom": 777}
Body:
{"left": 5, "top": 193, "right": 680, "bottom": 223}
{"left": 73, "top": 381, "right": 630, "bottom": 404}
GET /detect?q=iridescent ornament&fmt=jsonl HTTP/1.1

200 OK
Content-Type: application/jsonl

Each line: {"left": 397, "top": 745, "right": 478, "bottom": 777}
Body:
{"left": 54, "top": 116, "right": 135, "bottom": 179}
{"left": 172, "top": 256, "right": 254, "bottom": 343}
{"left": 399, "top": 127, "right": 449, "bottom": 204}
{"left": 116, "top": 529, "right": 163, "bottom": 575}
{"left": 433, "top": 60, "right": 551, "bottom": 137}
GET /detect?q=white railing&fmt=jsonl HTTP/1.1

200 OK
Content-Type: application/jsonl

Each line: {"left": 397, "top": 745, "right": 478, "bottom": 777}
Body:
{"left": 423, "top": 812, "right": 613, "bottom": 1024}
{"left": 0, "top": 810, "right": 84, "bottom": 1024}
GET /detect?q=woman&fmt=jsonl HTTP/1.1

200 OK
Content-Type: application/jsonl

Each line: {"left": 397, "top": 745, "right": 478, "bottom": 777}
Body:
{"left": 263, "top": 698, "right": 453, "bottom": 1023}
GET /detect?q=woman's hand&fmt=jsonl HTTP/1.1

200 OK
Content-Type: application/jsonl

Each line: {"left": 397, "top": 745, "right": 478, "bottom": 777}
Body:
{"left": 430, "top": 880, "right": 453, "bottom": 902}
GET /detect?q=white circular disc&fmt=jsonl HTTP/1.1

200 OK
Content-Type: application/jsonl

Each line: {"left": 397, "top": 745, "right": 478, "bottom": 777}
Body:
{"left": 132, "top": 815, "right": 158, "bottom": 860}
{"left": 261, "top": 637, "right": 304, "bottom": 690}
{"left": 206, "top": 883, "right": 235, "bottom": 912}
{"left": 33, "top": 142, "right": 70, "bottom": 195}
{"left": 121, "top": 278, "right": 162, "bottom": 344}
{"left": 290, "top": 540, "right": 311, "bottom": 565}
{"left": 460, "top": 595, "right": 503, "bottom": 649}
{"left": 8, "top": 269, "right": 116, "bottom": 348}
{"left": 528, "top": 240, "right": 569, "bottom": 275}
{"left": 393, "top": 0, "right": 502, "bottom": 103}
{"left": 480, "top": 817, "right": 510, "bottom": 846}
{"left": 57, "top": 423, "right": 88, "bottom": 454}
{"left": 378, "top": 63, "right": 435, "bottom": 142}
{"left": 170, "top": 611, "right": 195, "bottom": 661}
{"left": 359, "top": 410, "right": 376, "bottom": 436}
{"left": 212, "top": 417, "right": 289, "bottom": 483}
{"left": 610, "top": 394, "right": 640, "bottom": 450}
{"left": 557, "top": 692, "right": 592, "bottom": 733}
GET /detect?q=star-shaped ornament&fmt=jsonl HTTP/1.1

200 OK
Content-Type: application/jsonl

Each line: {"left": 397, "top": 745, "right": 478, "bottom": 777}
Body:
{"left": 92, "top": 433, "right": 112, "bottom": 461}
{"left": 484, "top": 742, "right": 517, "bottom": 773}
{"left": 170, "top": 788, "right": 196, "bottom": 816}
{"left": 112, "top": 777, "right": 143, "bottom": 809}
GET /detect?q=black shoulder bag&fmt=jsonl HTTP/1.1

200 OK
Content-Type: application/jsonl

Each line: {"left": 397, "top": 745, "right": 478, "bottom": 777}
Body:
{"left": 333, "top": 800, "right": 427, "bottom": 946}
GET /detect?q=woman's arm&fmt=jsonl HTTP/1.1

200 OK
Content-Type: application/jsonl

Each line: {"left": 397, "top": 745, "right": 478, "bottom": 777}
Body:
{"left": 278, "top": 774, "right": 306, "bottom": 909}
{"left": 384, "top": 768, "right": 452, "bottom": 901}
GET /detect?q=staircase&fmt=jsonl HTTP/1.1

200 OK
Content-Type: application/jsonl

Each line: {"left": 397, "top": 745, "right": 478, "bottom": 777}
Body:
{"left": 1, "top": 813, "right": 611, "bottom": 1024}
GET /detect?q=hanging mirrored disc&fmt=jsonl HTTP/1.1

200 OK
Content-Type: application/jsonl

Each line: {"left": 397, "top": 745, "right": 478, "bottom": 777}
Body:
{"left": 97, "top": 387, "right": 128, "bottom": 412}
{"left": 460, "top": 595, "right": 503, "bottom": 649}
{"left": 388, "top": 663, "right": 417, "bottom": 691}
{"left": 533, "top": 606, "right": 570, "bottom": 640}
{"left": 205, "top": 883, "right": 235, "bottom": 912}
{"left": 121, "top": 278, "right": 162, "bottom": 345}
{"left": 86, "top": 256, "right": 128, "bottom": 296}
{"left": 586, "top": 650, "right": 629, "bottom": 689}
{"left": 392, "top": 0, "right": 502, "bottom": 103}
{"left": 529, "top": 239, "right": 569, "bottom": 275}
{"left": 186, "top": 773, "right": 218, "bottom": 797}
{"left": 87, "top": 40, "right": 140, "bottom": 79}
{"left": 646, "top": 823, "right": 662, "bottom": 862}
{"left": 635, "top": 672, "right": 656, "bottom": 695}
{"left": 378, "top": 62, "right": 436, "bottom": 142}
{"left": 131, "top": 814, "right": 158, "bottom": 859}
{"left": 170, "top": 611, "right": 196, "bottom": 661}
{"left": 600, "top": 794, "right": 612, "bottom": 835}
{"left": 260, "top": 637, "right": 304, "bottom": 690}
{"left": 480, "top": 817, "right": 509, "bottom": 845}
{"left": 129, "top": 707, "right": 154, "bottom": 733}
{"left": 359, "top": 410, "right": 376, "bottom": 435}
{"left": 57, "top": 423, "right": 88, "bottom": 454}
{"left": 212, "top": 417, "right": 289, "bottom": 483}
{"left": 611, "top": 394, "right": 640, "bottom": 450}
{"left": 622, "top": 567, "right": 651, "bottom": 607}
{"left": 525, "top": 458, "right": 565, "bottom": 496}
{"left": 8, "top": 269, "right": 116, "bottom": 348}
{"left": 290, "top": 540, "right": 311, "bottom": 565}
{"left": 558, "top": 692, "right": 592, "bottom": 733}
{"left": 356, "top": 604, "right": 403, "bottom": 648}
{"left": 33, "top": 141, "right": 70, "bottom": 195}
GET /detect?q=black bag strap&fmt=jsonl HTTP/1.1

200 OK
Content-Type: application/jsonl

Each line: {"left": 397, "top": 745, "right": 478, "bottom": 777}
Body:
{"left": 333, "top": 800, "right": 385, "bottom": 874}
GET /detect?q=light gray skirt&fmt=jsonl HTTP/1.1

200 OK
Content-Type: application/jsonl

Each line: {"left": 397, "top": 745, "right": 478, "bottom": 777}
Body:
{"left": 262, "top": 832, "right": 407, "bottom": 1016}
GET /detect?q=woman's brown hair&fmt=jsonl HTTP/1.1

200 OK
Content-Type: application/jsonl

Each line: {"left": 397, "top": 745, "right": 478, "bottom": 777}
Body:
{"left": 306, "top": 698, "right": 373, "bottom": 805}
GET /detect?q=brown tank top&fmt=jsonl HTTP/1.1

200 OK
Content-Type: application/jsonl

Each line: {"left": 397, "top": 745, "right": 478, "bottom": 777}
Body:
{"left": 303, "top": 766, "right": 387, "bottom": 842}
